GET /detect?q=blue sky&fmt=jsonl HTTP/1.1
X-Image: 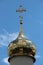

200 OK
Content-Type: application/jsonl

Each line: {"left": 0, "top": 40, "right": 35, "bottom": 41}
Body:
{"left": 0, "top": 0, "right": 43, "bottom": 65}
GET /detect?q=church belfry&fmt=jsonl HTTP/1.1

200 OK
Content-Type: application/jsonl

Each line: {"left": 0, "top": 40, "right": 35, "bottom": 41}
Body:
{"left": 8, "top": 5, "right": 36, "bottom": 65}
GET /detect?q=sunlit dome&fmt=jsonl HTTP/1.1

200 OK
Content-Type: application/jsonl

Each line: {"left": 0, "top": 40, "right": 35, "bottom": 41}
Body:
{"left": 8, "top": 32, "right": 36, "bottom": 56}
{"left": 8, "top": 5, "right": 36, "bottom": 63}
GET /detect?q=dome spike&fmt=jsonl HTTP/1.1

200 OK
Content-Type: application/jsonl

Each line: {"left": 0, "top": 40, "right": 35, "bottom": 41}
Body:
{"left": 16, "top": 4, "right": 26, "bottom": 34}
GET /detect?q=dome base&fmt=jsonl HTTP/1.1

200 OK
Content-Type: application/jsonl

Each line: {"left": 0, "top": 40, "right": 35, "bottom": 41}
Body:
{"left": 8, "top": 55, "right": 36, "bottom": 63}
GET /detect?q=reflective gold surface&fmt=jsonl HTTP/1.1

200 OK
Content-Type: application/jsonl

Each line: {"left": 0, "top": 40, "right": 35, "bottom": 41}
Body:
{"left": 8, "top": 5, "right": 36, "bottom": 59}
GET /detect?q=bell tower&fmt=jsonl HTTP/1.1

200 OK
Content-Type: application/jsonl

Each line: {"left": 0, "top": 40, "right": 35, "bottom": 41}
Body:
{"left": 8, "top": 5, "right": 36, "bottom": 65}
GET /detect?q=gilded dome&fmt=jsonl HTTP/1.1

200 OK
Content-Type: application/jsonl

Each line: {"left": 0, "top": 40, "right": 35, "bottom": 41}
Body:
{"left": 8, "top": 32, "right": 36, "bottom": 57}
{"left": 8, "top": 5, "right": 36, "bottom": 63}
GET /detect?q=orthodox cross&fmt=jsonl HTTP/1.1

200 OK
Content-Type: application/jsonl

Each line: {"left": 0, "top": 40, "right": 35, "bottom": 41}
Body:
{"left": 16, "top": 5, "right": 26, "bottom": 33}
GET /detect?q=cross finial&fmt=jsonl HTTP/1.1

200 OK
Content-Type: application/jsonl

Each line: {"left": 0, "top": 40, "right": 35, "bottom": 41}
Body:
{"left": 16, "top": 4, "right": 26, "bottom": 13}
{"left": 16, "top": 4, "right": 26, "bottom": 33}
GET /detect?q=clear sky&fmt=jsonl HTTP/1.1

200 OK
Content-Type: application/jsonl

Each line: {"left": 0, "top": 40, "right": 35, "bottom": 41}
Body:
{"left": 0, "top": 0, "right": 43, "bottom": 65}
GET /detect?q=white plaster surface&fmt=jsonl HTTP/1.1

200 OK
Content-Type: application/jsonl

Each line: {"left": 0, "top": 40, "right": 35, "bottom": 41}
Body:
{"left": 10, "top": 56, "right": 33, "bottom": 65}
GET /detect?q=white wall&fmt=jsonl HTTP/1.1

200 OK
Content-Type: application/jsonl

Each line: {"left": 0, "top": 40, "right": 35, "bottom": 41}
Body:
{"left": 10, "top": 56, "right": 33, "bottom": 65}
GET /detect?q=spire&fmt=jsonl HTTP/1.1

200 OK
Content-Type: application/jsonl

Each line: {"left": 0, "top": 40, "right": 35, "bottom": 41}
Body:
{"left": 8, "top": 4, "right": 36, "bottom": 63}
{"left": 16, "top": 4, "right": 26, "bottom": 33}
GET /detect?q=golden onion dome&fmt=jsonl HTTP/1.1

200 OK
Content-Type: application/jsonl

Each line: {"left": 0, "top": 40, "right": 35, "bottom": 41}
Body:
{"left": 8, "top": 32, "right": 36, "bottom": 57}
{"left": 8, "top": 5, "right": 36, "bottom": 63}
